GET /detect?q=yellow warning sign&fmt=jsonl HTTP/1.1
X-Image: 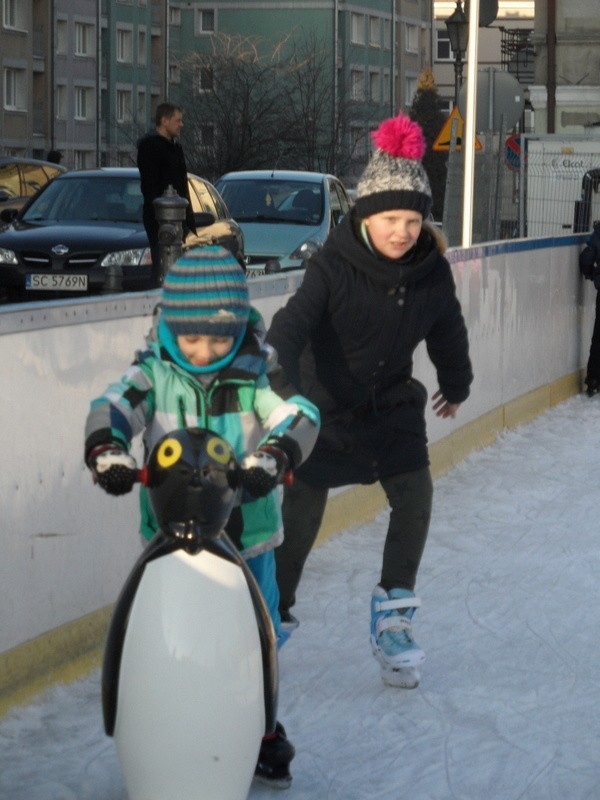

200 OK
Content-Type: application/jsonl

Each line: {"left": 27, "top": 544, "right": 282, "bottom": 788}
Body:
{"left": 432, "top": 106, "right": 483, "bottom": 152}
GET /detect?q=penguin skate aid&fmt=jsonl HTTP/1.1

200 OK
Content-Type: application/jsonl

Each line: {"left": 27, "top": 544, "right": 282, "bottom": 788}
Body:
{"left": 96, "top": 428, "right": 296, "bottom": 798}
{"left": 84, "top": 246, "right": 321, "bottom": 796}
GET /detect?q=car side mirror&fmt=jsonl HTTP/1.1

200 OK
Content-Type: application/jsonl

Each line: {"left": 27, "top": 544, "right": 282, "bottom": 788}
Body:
{"left": 193, "top": 211, "right": 216, "bottom": 229}
{"left": 0, "top": 208, "right": 18, "bottom": 223}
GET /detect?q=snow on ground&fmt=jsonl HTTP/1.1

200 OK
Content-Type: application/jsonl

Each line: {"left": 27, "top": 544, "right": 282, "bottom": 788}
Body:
{"left": 2, "top": 394, "right": 600, "bottom": 800}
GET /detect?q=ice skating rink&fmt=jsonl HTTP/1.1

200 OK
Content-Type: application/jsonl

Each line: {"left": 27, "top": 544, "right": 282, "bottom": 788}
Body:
{"left": 2, "top": 394, "right": 600, "bottom": 800}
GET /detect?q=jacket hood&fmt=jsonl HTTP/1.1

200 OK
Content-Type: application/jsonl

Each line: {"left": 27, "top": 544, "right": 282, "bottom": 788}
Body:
{"left": 317, "top": 212, "right": 444, "bottom": 291}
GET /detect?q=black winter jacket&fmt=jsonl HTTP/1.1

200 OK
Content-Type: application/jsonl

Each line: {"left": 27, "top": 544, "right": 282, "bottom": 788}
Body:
{"left": 266, "top": 214, "right": 473, "bottom": 487}
{"left": 579, "top": 222, "right": 600, "bottom": 289}
{"left": 136, "top": 131, "right": 195, "bottom": 242}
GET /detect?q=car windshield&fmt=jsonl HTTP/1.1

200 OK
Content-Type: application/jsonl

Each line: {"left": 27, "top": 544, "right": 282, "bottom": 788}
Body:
{"left": 217, "top": 179, "right": 323, "bottom": 225}
{"left": 22, "top": 176, "right": 144, "bottom": 223}
{"left": 0, "top": 162, "right": 62, "bottom": 202}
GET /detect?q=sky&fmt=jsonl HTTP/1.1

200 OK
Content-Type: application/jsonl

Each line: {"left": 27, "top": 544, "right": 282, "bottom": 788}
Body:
{"left": 2, "top": 393, "right": 600, "bottom": 800}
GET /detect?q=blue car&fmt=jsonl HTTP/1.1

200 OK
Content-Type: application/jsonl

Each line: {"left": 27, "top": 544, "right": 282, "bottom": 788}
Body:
{"left": 215, "top": 170, "right": 352, "bottom": 273}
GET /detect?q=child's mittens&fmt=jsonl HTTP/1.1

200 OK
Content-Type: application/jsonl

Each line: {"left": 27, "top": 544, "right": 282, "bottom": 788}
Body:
{"left": 88, "top": 446, "right": 138, "bottom": 496}
{"left": 239, "top": 445, "right": 290, "bottom": 497}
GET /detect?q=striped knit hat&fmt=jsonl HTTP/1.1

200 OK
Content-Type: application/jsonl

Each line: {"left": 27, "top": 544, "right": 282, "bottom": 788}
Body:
{"left": 355, "top": 113, "right": 432, "bottom": 219}
{"left": 161, "top": 246, "right": 250, "bottom": 337}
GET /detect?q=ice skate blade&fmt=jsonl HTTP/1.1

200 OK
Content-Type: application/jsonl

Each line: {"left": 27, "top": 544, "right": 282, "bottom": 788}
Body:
{"left": 380, "top": 665, "right": 420, "bottom": 689}
{"left": 253, "top": 770, "right": 292, "bottom": 790}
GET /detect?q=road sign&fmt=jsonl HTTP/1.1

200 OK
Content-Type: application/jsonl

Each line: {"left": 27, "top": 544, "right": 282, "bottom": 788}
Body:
{"left": 458, "top": 68, "right": 524, "bottom": 133}
{"left": 432, "top": 106, "right": 483, "bottom": 152}
{"left": 505, "top": 134, "right": 521, "bottom": 170}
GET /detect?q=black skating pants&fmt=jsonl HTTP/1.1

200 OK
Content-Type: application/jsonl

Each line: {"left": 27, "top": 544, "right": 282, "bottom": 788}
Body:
{"left": 586, "top": 290, "right": 600, "bottom": 384}
{"left": 275, "top": 467, "right": 433, "bottom": 613}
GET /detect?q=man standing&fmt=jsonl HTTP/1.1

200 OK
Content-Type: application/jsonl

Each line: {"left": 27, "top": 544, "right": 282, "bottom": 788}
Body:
{"left": 137, "top": 102, "right": 196, "bottom": 287}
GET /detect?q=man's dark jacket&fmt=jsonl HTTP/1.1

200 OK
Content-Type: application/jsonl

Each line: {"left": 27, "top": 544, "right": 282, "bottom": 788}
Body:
{"left": 266, "top": 214, "right": 473, "bottom": 487}
{"left": 136, "top": 131, "right": 195, "bottom": 244}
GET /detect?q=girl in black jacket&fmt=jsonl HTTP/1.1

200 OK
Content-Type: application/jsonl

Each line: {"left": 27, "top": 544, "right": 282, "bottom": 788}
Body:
{"left": 266, "top": 113, "right": 473, "bottom": 688}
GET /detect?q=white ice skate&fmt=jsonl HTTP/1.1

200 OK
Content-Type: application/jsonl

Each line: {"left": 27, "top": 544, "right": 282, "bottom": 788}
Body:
{"left": 370, "top": 585, "right": 425, "bottom": 689}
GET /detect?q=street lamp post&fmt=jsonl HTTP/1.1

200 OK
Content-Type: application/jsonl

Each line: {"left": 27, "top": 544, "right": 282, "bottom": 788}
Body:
{"left": 445, "top": 0, "right": 469, "bottom": 106}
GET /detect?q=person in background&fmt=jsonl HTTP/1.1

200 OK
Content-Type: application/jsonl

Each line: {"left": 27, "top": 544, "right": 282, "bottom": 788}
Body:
{"left": 266, "top": 112, "right": 473, "bottom": 690}
{"left": 46, "top": 150, "right": 63, "bottom": 164}
{"left": 84, "top": 246, "right": 320, "bottom": 788}
{"left": 579, "top": 221, "right": 600, "bottom": 397}
{"left": 136, "top": 102, "right": 196, "bottom": 288}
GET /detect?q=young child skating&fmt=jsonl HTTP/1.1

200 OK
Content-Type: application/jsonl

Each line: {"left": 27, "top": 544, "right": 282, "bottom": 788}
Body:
{"left": 84, "top": 245, "right": 320, "bottom": 788}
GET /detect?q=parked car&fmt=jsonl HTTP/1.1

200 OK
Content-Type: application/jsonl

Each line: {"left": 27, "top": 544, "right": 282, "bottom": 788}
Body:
{"left": 0, "top": 168, "right": 244, "bottom": 301}
{"left": 215, "top": 170, "right": 352, "bottom": 273}
{"left": 0, "top": 157, "right": 66, "bottom": 214}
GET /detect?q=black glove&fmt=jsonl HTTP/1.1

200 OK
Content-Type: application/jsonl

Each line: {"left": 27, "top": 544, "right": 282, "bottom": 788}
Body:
{"left": 239, "top": 445, "right": 290, "bottom": 498}
{"left": 88, "top": 446, "right": 138, "bottom": 496}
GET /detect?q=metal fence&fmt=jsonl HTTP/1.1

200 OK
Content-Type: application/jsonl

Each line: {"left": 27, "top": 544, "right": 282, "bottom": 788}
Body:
{"left": 441, "top": 133, "right": 600, "bottom": 246}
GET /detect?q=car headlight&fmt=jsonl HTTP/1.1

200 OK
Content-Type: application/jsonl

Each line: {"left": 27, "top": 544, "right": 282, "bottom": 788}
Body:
{"left": 0, "top": 247, "right": 18, "bottom": 265}
{"left": 289, "top": 239, "right": 322, "bottom": 262}
{"left": 101, "top": 248, "right": 152, "bottom": 268}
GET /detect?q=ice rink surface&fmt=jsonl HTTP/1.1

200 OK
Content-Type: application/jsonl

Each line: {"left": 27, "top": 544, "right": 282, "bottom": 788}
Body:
{"left": 2, "top": 394, "right": 600, "bottom": 800}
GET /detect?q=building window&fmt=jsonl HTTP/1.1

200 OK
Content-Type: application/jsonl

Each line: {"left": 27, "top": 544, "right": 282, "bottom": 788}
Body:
{"left": 406, "top": 24, "right": 419, "bottom": 54}
{"left": 3, "top": 0, "right": 26, "bottom": 30}
{"left": 383, "top": 70, "right": 391, "bottom": 105}
{"left": 116, "top": 88, "right": 132, "bottom": 122}
{"left": 350, "top": 69, "right": 365, "bottom": 101}
{"left": 369, "top": 70, "right": 380, "bottom": 104}
{"left": 436, "top": 29, "right": 453, "bottom": 62}
{"left": 196, "top": 9, "right": 215, "bottom": 34}
{"left": 200, "top": 125, "right": 214, "bottom": 149}
{"left": 350, "top": 13, "right": 365, "bottom": 45}
{"left": 438, "top": 98, "right": 453, "bottom": 115}
{"left": 75, "top": 86, "right": 93, "bottom": 120}
{"left": 169, "top": 63, "right": 180, "bottom": 84}
{"left": 117, "top": 28, "right": 133, "bottom": 63}
{"left": 383, "top": 19, "right": 391, "bottom": 51}
{"left": 136, "top": 88, "right": 146, "bottom": 122}
{"left": 4, "top": 67, "right": 26, "bottom": 110}
{"left": 405, "top": 76, "right": 418, "bottom": 107}
{"left": 75, "top": 22, "right": 95, "bottom": 57}
{"left": 56, "top": 19, "right": 67, "bottom": 54}
{"left": 55, "top": 84, "right": 67, "bottom": 119}
{"left": 193, "top": 66, "right": 214, "bottom": 94}
{"left": 138, "top": 29, "right": 147, "bottom": 66}
{"left": 350, "top": 126, "right": 368, "bottom": 158}
{"left": 74, "top": 150, "right": 92, "bottom": 170}
{"left": 169, "top": 6, "right": 181, "bottom": 26}
{"left": 369, "top": 16, "right": 380, "bottom": 48}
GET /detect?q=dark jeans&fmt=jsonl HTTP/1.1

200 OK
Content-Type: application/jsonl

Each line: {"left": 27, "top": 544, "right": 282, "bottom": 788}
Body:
{"left": 586, "top": 290, "right": 600, "bottom": 383}
{"left": 276, "top": 467, "right": 433, "bottom": 613}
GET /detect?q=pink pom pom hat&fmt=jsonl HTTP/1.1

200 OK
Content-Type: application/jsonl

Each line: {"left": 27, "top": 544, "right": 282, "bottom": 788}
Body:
{"left": 355, "top": 113, "right": 432, "bottom": 219}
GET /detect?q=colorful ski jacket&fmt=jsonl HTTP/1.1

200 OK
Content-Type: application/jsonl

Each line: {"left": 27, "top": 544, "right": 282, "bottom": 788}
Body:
{"left": 85, "top": 308, "right": 320, "bottom": 556}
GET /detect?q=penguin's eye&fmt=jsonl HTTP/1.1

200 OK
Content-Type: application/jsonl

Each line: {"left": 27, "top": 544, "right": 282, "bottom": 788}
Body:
{"left": 156, "top": 438, "right": 183, "bottom": 468}
{"left": 206, "top": 436, "right": 232, "bottom": 465}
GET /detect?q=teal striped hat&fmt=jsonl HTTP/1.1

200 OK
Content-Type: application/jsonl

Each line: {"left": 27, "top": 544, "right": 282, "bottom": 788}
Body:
{"left": 161, "top": 246, "right": 250, "bottom": 337}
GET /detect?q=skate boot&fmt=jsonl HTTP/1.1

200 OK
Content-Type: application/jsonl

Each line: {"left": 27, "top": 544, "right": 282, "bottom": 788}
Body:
{"left": 586, "top": 378, "right": 600, "bottom": 397}
{"left": 279, "top": 609, "right": 300, "bottom": 634}
{"left": 254, "top": 721, "right": 295, "bottom": 789}
{"left": 370, "top": 585, "right": 425, "bottom": 689}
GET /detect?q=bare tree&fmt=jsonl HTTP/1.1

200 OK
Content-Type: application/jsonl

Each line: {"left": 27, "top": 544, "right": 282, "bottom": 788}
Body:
{"left": 177, "top": 32, "right": 370, "bottom": 180}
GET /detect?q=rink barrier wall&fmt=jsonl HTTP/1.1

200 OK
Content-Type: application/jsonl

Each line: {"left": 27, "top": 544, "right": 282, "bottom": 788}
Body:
{"left": 0, "top": 235, "right": 593, "bottom": 717}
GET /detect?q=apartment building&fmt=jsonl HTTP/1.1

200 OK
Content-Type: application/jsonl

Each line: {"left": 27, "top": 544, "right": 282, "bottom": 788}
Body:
{"left": 1, "top": 0, "right": 434, "bottom": 179}
{"left": 0, "top": 0, "right": 166, "bottom": 167}
{"left": 432, "top": 1, "right": 534, "bottom": 118}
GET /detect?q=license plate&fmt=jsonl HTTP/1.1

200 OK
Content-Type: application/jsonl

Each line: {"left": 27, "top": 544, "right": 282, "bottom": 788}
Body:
{"left": 26, "top": 273, "right": 88, "bottom": 291}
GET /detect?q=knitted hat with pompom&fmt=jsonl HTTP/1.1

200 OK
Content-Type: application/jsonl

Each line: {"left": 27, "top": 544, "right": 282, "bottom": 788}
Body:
{"left": 355, "top": 113, "right": 432, "bottom": 219}
{"left": 161, "top": 245, "right": 250, "bottom": 338}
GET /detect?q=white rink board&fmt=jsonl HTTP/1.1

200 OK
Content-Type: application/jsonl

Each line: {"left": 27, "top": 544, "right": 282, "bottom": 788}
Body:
{"left": 0, "top": 239, "right": 592, "bottom": 655}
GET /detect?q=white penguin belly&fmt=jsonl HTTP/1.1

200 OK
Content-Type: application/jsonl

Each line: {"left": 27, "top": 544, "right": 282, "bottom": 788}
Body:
{"left": 114, "top": 548, "right": 265, "bottom": 800}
